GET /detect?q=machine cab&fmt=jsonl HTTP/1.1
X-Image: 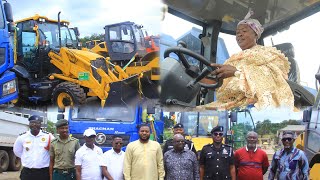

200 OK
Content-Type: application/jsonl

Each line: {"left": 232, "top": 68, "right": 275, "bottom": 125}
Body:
{"left": 160, "top": 0, "right": 320, "bottom": 108}
{"left": 104, "top": 21, "right": 146, "bottom": 65}
{"left": 15, "top": 15, "right": 74, "bottom": 78}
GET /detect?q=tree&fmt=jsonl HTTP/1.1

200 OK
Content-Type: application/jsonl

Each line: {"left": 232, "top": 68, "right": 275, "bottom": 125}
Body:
{"left": 46, "top": 120, "right": 56, "bottom": 135}
{"left": 79, "top": 33, "right": 104, "bottom": 46}
{"left": 256, "top": 119, "right": 272, "bottom": 138}
{"left": 164, "top": 115, "right": 174, "bottom": 128}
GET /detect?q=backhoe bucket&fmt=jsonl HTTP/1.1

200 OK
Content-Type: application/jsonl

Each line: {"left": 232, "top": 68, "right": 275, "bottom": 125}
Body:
{"left": 105, "top": 74, "right": 143, "bottom": 105}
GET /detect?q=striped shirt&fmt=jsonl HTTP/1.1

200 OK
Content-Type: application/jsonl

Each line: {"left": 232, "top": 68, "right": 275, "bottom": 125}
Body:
{"left": 234, "top": 147, "right": 269, "bottom": 180}
{"left": 268, "top": 148, "right": 309, "bottom": 180}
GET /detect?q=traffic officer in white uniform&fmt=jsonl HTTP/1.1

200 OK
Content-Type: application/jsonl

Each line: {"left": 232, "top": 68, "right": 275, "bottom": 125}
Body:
{"left": 13, "top": 115, "right": 54, "bottom": 180}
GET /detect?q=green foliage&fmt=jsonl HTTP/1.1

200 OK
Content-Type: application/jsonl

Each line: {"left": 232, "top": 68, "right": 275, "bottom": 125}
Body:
{"left": 255, "top": 119, "right": 301, "bottom": 137}
{"left": 164, "top": 115, "right": 174, "bottom": 128}
{"left": 46, "top": 120, "right": 56, "bottom": 135}
{"left": 79, "top": 33, "right": 104, "bottom": 46}
{"left": 232, "top": 122, "right": 253, "bottom": 149}
{"left": 164, "top": 129, "right": 173, "bottom": 140}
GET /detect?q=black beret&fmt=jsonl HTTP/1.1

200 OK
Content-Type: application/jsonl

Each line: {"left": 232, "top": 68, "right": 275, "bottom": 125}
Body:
{"left": 28, "top": 115, "right": 42, "bottom": 122}
{"left": 173, "top": 123, "right": 184, "bottom": 129}
{"left": 55, "top": 119, "right": 68, "bottom": 128}
{"left": 211, "top": 126, "right": 224, "bottom": 134}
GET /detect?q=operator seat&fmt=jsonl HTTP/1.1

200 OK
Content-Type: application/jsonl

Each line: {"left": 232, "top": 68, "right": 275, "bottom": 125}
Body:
{"left": 273, "top": 43, "right": 314, "bottom": 107}
{"left": 273, "top": 43, "right": 300, "bottom": 83}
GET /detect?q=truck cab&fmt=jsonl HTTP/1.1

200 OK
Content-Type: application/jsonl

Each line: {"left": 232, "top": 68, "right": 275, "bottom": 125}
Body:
{"left": 0, "top": 2, "right": 18, "bottom": 104}
{"left": 300, "top": 66, "right": 320, "bottom": 179}
{"left": 62, "top": 100, "right": 164, "bottom": 152}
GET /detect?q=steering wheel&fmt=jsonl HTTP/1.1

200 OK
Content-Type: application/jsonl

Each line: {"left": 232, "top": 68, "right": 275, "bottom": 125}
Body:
{"left": 163, "top": 42, "right": 222, "bottom": 89}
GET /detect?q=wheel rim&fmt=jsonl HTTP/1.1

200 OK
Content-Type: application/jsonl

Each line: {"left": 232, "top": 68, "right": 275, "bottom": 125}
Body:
{"left": 56, "top": 92, "right": 74, "bottom": 109}
{"left": 15, "top": 157, "right": 20, "bottom": 166}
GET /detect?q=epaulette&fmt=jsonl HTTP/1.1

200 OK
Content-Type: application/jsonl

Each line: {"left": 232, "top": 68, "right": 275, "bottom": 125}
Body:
{"left": 42, "top": 130, "right": 49, "bottom": 134}
{"left": 19, "top": 132, "right": 27, "bottom": 136}
{"left": 70, "top": 137, "right": 78, "bottom": 141}
{"left": 203, "top": 143, "right": 211, "bottom": 148}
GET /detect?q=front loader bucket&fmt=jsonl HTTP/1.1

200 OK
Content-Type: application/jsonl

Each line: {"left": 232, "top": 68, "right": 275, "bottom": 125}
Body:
{"left": 105, "top": 74, "right": 142, "bottom": 105}
{"left": 137, "top": 72, "right": 159, "bottom": 99}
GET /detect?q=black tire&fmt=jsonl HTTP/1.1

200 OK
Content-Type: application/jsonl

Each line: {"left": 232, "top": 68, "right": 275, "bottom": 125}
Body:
{"left": 0, "top": 150, "right": 9, "bottom": 172}
{"left": 52, "top": 82, "right": 86, "bottom": 109}
{"left": 16, "top": 78, "right": 30, "bottom": 104}
{"left": 8, "top": 150, "right": 21, "bottom": 171}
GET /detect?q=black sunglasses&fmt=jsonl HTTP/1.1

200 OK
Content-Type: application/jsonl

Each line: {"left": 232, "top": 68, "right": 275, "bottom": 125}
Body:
{"left": 282, "top": 138, "right": 293, "bottom": 142}
{"left": 213, "top": 132, "right": 223, "bottom": 136}
{"left": 115, "top": 142, "right": 123, "bottom": 145}
{"left": 174, "top": 140, "right": 185, "bottom": 143}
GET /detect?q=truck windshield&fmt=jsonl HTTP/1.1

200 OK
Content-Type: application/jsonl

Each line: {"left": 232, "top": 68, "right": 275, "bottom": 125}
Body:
{"left": 71, "top": 104, "right": 136, "bottom": 122}
{"left": 0, "top": 5, "right": 4, "bottom": 29}
{"left": 38, "top": 22, "right": 73, "bottom": 48}
{"left": 178, "top": 111, "right": 228, "bottom": 136}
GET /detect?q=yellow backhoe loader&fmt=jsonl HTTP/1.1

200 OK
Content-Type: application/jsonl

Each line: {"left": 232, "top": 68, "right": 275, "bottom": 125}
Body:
{"left": 83, "top": 22, "right": 160, "bottom": 98}
{"left": 12, "top": 14, "right": 140, "bottom": 108}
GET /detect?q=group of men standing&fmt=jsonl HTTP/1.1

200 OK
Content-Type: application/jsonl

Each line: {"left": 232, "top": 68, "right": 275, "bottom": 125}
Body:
{"left": 13, "top": 116, "right": 124, "bottom": 180}
{"left": 162, "top": 123, "right": 309, "bottom": 180}
{"left": 13, "top": 116, "right": 310, "bottom": 180}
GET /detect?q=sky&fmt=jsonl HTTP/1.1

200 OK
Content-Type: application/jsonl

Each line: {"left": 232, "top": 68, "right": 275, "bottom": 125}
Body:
{"left": 10, "top": 0, "right": 163, "bottom": 37}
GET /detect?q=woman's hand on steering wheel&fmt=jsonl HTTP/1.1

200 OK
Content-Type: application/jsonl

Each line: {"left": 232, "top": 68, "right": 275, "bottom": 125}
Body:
{"left": 210, "top": 63, "right": 237, "bottom": 79}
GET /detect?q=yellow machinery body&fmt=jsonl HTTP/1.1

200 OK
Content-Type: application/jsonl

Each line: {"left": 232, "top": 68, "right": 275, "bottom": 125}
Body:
{"left": 49, "top": 48, "right": 129, "bottom": 106}
{"left": 13, "top": 15, "right": 137, "bottom": 108}
{"left": 85, "top": 41, "right": 160, "bottom": 81}
{"left": 296, "top": 132, "right": 320, "bottom": 179}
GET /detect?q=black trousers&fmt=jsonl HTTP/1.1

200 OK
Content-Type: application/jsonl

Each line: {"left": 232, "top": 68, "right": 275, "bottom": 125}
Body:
{"left": 20, "top": 167, "right": 50, "bottom": 180}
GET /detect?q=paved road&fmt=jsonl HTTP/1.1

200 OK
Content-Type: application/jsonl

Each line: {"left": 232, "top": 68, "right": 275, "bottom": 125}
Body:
{"left": 0, "top": 170, "right": 270, "bottom": 180}
{"left": 0, "top": 171, "right": 19, "bottom": 180}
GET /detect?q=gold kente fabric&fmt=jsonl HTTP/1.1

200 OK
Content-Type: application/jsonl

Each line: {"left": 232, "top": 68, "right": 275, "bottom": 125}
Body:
{"left": 199, "top": 45, "right": 294, "bottom": 110}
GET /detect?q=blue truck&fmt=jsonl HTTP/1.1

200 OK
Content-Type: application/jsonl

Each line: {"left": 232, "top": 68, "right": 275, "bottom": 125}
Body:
{"left": 59, "top": 99, "right": 164, "bottom": 152}
{"left": 0, "top": 2, "right": 18, "bottom": 104}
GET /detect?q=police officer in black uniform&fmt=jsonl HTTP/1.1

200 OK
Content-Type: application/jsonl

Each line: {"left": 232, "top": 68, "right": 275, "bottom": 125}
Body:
{"left": 199, "top": 126, "right": 236, "bottom": 180}
{"left": 163, "top": 123, "right": 197, "bottom": 155}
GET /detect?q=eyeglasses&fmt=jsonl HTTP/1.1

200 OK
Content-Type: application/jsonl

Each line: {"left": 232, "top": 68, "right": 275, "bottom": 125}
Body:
{"left": 213, "top": 132, "right": 224, "bottom": 136}
{"left": 282, "top": 138, "right": 293, "bottom": 142}
{"left": 115, "top": 142, "right": 123, "bottom": 145}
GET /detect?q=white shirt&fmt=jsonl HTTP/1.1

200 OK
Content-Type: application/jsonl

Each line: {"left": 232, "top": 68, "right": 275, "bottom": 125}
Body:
{"left": 75, "top": 144, "right": 105, "bottom": 180}
{"left": 103, "top": 148, "right": 125, "bottom": 180}
{"left": 13, "top": 130, "right": 54, "bottom": 168}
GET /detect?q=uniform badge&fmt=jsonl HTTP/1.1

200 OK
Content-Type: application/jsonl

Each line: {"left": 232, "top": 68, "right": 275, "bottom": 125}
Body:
{"left": 222, "top": 148, "right": 228, "bottom": 154}
{"left": 41, "top": 137, "right": 46, "bottom": 142}
{"left": 26, "top": 147, "right": 29, "bottom": 151}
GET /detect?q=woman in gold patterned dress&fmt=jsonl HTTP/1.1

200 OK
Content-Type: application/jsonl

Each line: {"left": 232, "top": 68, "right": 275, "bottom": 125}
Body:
{"left": 199, "top": 12, "right": 294, "bottom": 111}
